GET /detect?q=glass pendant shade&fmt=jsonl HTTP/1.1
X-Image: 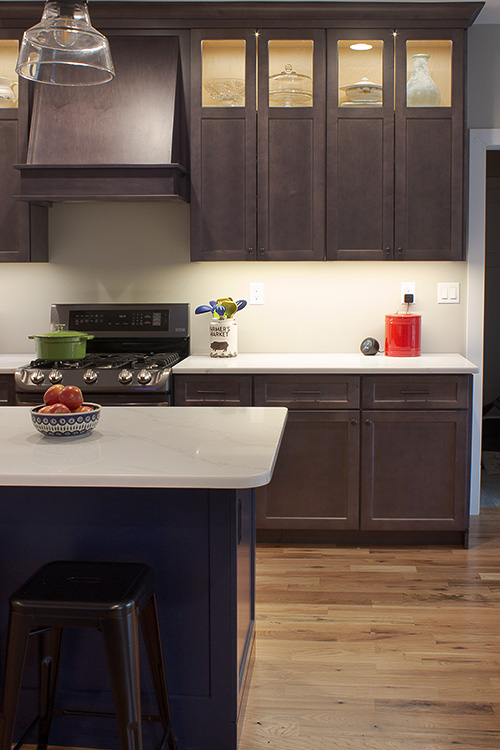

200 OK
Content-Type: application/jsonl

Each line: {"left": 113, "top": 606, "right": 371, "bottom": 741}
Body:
{"left": 15, "top": 1, "right": 115, "bottom": 86}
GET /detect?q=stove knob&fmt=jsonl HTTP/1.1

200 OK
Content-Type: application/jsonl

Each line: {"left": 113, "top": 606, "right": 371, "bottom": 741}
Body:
{"left": 30, "top": 370, "right": 45, "bottom": 385}
{"left": 137, "top": 369, "right": 152, "bottom": 385}
{"left": 118, "top": 369, "right": 133, "bottom": 385}
{"left": 83, "top": 368, "right": 98, "bottom": 385}
{"left": 48, "top": 369, "right": 63, "bottom": 384}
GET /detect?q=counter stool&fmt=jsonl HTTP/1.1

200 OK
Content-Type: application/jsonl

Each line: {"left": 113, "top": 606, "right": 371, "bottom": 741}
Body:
{"left": 0, "top": 560, "right": 176, "bottom": 750}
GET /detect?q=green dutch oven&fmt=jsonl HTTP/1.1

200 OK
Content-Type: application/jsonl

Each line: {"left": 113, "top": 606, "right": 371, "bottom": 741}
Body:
{"left": 29, "top": 325, "right": 94, "bottom": 361}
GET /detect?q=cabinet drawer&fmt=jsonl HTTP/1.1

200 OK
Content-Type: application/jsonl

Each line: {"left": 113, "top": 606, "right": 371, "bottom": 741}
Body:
{"left": 174, "top": 375, "right": 252, "bottom": 406}
{"left": 254, "top": 375, "right": 360, "bottom": 409}
{"left": 362, "top": 375, "right": 470, "bottom": 409}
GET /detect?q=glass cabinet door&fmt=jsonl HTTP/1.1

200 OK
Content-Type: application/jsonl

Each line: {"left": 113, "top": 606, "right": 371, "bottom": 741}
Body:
{"left": 406, "top": 39, "right": 452, "bottom": 107}
{"left": 201, "top": 39, "right": 246, "bottom": 107}
{"left": 267, "top": 39, "right": 313, "bottom": 107}
{"left": 0, "top": 41, "right": 19, "bottom": 109}
{"left": 337, "top": 39, "right": 384, "bottom": 108}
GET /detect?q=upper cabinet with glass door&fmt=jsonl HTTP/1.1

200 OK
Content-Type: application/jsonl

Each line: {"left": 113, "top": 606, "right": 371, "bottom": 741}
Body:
{"left": 267, "top": 39, "right": 314, "bottom": 107}
{"left": 405, "top": 39, "right": 452, "bottom": 108}
{"left": 192, "top": 29, "right": 325, "bottom": 261}
{"left": 201, "top": 38, "right": 247, "bottom": 108}
{"left": 0, "top": 41, "right": 19, "bottom": 110}
{"left": 337, "top": 38, "right": 384, "bottom": 108}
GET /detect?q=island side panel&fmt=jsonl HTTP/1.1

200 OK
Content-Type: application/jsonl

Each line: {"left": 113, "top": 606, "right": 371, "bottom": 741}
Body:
{"left": 0, "top": 486, "right": 255, "bottom": 750}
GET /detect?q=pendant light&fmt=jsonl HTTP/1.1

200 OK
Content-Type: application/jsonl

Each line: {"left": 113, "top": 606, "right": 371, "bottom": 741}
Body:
{"left": 16, "top": 1, "right": 115, "bottom": 86}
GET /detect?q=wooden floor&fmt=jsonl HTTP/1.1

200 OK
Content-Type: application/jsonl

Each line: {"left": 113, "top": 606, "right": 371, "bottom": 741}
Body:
{"left": 239, "top": 508, "right": 500, "bottom": 750}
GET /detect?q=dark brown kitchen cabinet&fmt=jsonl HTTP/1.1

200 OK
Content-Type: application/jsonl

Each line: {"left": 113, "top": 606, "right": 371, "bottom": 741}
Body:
{"left": 0, "top": 35, "right": 47, "bottom": 263}
{"left": 360, "top": 409, "right": 469, "bottom": 532}
{"left": 255, "top": 409, "right": 360, "bottom": 530}
{"left": 0, "top": 374, "right": 16, "bottom": 405}
{"left": 254, "top": 376, "right": 360, "bottom": 528}
{"left": 360, "top": 374, "right": 471, "bottom": 539}
{"left": 327, "top": 28, "right": 466, "bottom": 261}
{"left": 174, "top": 370, "right": 472, "bottom": 544}
{"left": 190, "top": 29, "right": 325, "bottom": 261}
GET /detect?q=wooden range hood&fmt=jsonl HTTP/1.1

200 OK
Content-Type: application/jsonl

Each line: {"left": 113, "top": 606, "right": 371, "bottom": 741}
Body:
{"left": 16, "top": 35, "right": 189, "bottom": 203}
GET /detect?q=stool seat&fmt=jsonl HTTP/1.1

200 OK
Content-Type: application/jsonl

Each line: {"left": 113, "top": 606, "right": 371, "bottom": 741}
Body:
{"left": 11, "top": 560, "right": 155, "bottom": 621}
{"left": 0, "top": 561, "right": 176, "bottom": 750}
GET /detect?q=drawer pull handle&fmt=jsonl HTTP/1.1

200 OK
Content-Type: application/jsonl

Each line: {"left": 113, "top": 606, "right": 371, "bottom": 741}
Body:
{"left": 364, "top": 419, "right": 372, "bottom": 426}
{"left": 291, "top": 390, "right": 322, "bottom": 396}
{"left": 350, "top": 418, "right": 358, "bottom": 425}
{"left": 400, "top": 391, "right": 432, "bottom": 396}
{"left": 198, "top": 390, "right": 227, "bottom": 396}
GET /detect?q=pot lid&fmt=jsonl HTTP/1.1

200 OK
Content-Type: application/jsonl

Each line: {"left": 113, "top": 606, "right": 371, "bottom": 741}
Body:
{"left": 28, "top": 327, "right": 94, "bottom": 340}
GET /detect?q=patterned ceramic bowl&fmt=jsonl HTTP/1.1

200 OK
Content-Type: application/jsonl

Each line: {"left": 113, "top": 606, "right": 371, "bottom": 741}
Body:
{"left": 31, "top": 403, "right": 101, "bottom": 437}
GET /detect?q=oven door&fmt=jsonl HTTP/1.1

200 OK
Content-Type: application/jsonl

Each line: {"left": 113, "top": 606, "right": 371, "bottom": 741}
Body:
{"left": 15, "top": 392, "right": 171, "bottom": 407}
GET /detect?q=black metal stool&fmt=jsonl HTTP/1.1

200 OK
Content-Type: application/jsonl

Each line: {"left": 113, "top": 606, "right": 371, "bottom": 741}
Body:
{"left": 0, "top": 560, "right": 176, "bottom": 750}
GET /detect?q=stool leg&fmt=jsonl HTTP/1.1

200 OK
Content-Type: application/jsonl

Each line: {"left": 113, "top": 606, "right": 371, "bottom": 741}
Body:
{"left": 37, "top": 626, "right": 63, "bottom": 750}
{"left": 101, "top": 613, "right": 143, "bottom": 750}
{"left": 139, "top": 596, "right": 176, "bottom": 750}
{"left": 0, "top": 612, "right": 32, "bottom": 750}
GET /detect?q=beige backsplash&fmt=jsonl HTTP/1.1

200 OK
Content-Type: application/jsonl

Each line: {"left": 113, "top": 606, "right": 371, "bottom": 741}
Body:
{"left": 0, "top": 201, "right": 467, "bottom": 356}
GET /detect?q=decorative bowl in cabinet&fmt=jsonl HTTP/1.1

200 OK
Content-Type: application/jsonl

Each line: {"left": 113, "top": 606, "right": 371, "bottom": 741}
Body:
{"left": 340, "top": 78, "right": 382, "bottom": 103}
{"left": 203, "top": 77, "right": 245, "bottom": 106}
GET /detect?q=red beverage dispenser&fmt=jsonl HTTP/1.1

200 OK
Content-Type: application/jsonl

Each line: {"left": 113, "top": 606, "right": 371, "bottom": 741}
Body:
{"left": 385, "top": 312, "right": 421, "bottom": 357}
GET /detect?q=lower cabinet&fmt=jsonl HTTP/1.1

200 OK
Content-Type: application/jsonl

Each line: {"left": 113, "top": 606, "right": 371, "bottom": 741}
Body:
{"left": 174, "top": 372, "right": 472, "bottom": 544}
{"left": 256, "top": 410, "right": 360, "bottom": 530}
{"left": 360, "top": 409, "right": 469, "bottom": 532}
{"left": 0, "top": 374, "right": 15, "bottom": 405}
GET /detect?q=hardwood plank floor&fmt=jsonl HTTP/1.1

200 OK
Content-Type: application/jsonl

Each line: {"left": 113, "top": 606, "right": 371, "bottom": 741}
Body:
{"left": 239, "top": 508, "right": 500, "bottom": 750}
{"left": 20, "top": 510, "right": 500, "bottom": 749}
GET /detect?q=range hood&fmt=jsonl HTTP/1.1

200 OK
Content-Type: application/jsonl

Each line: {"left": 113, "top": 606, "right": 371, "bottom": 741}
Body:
{"left": 16, "top": 35, "right": 189, "bottom": 202}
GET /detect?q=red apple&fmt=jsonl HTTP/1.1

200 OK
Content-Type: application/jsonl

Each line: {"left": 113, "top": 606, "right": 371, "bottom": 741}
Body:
{"left": 73, "top": 405, "right": 94, "bottom": 413}
{"left": 39, "top": 403, "right": 71, "bottom": 414}
{"left": 59, "top": 385, "right": 83, "bottom": 411}
{"left": 43, "top": 384, "right": 64, "bottom": 405}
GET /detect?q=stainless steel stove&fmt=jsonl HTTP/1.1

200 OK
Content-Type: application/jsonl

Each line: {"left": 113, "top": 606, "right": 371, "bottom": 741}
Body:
{"left": 15, "top": 303, "right": 190, "bottom": 406}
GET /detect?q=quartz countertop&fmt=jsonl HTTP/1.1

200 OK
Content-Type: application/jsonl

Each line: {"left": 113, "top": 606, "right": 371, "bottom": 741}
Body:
{"left": 173, "top": 352, "right": 478, "bottom": 375}
{"left": 0, "top": 406, "right": 288, "bottom": 489}
{"left": 0, "top": 354, "right": 33, "bottom": 374}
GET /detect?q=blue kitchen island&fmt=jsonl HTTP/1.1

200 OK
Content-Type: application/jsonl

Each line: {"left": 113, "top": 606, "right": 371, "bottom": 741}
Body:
{"left": 0, "top": 406, "right": 287, "bottom": 750}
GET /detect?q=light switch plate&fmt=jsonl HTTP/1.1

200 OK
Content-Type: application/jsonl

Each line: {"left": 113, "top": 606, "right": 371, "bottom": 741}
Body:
{"left": 437, "top": 282, "right": 460, "bottom": 304}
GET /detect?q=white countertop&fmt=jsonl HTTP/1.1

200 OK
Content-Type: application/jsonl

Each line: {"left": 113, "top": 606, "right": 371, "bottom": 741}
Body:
{"left": 0, "top": 354, "right": 33, "bottom": 374}
{"left": 173, "top": 352, "right": 478, "bottom": 375}
{"left": 0, "top": 406, "right": 288, "bottom": 490}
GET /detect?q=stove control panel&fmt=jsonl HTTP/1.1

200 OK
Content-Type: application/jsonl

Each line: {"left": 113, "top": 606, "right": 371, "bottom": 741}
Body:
{"left": 50, "top": 303, "right": 189, "bottom": 339}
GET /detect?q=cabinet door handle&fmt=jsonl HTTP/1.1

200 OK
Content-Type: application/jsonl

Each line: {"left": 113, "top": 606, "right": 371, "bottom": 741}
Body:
{"left": 259, "top": 247, "right": 265, "bottom": 255}
{"left": 400, "top": 390, "right": 431, "bottom": 395}
{"left": 350, "top": 418, "right": 358, "bottom": 425}
{"left": 364, "top": 418, "right": 372, "bottom": 426}
{"left": 385, "top": 247, "right": 391, "bottom": 254}
{"left": 397, "top": 247, "right": 403, "bottom": 255}
{"left": 247, "top": 247, "right": 254, "bottom": 254}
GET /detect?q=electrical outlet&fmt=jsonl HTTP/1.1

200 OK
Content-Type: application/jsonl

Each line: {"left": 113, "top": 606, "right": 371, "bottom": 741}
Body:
{"left": 401, "top": 281, "right": 416, "bottom": 304}
{"left": 250, "top": 282, "right": 264, "bottom": 305}
{"left": 437, "top": 282, "right": 460, "bottom": 304}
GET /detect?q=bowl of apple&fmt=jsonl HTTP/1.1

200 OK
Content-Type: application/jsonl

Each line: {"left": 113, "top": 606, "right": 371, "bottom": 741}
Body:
{"left": 31, "top": 385, "right": 101, "bottom": 438}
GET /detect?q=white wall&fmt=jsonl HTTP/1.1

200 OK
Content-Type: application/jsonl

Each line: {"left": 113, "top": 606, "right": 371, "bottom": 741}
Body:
{"left": 0, "top": 201, "right": 467, "bottom": 356}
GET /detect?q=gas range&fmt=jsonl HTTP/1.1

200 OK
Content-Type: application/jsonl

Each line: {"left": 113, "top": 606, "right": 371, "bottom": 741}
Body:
{"left": 15, "top": 303, "right": 190, "bottom": 405}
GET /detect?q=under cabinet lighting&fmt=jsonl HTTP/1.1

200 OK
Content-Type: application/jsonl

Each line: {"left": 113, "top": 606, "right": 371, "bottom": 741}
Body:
{"left": 350, "top": 43, "right": 373, "bottom": 51}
